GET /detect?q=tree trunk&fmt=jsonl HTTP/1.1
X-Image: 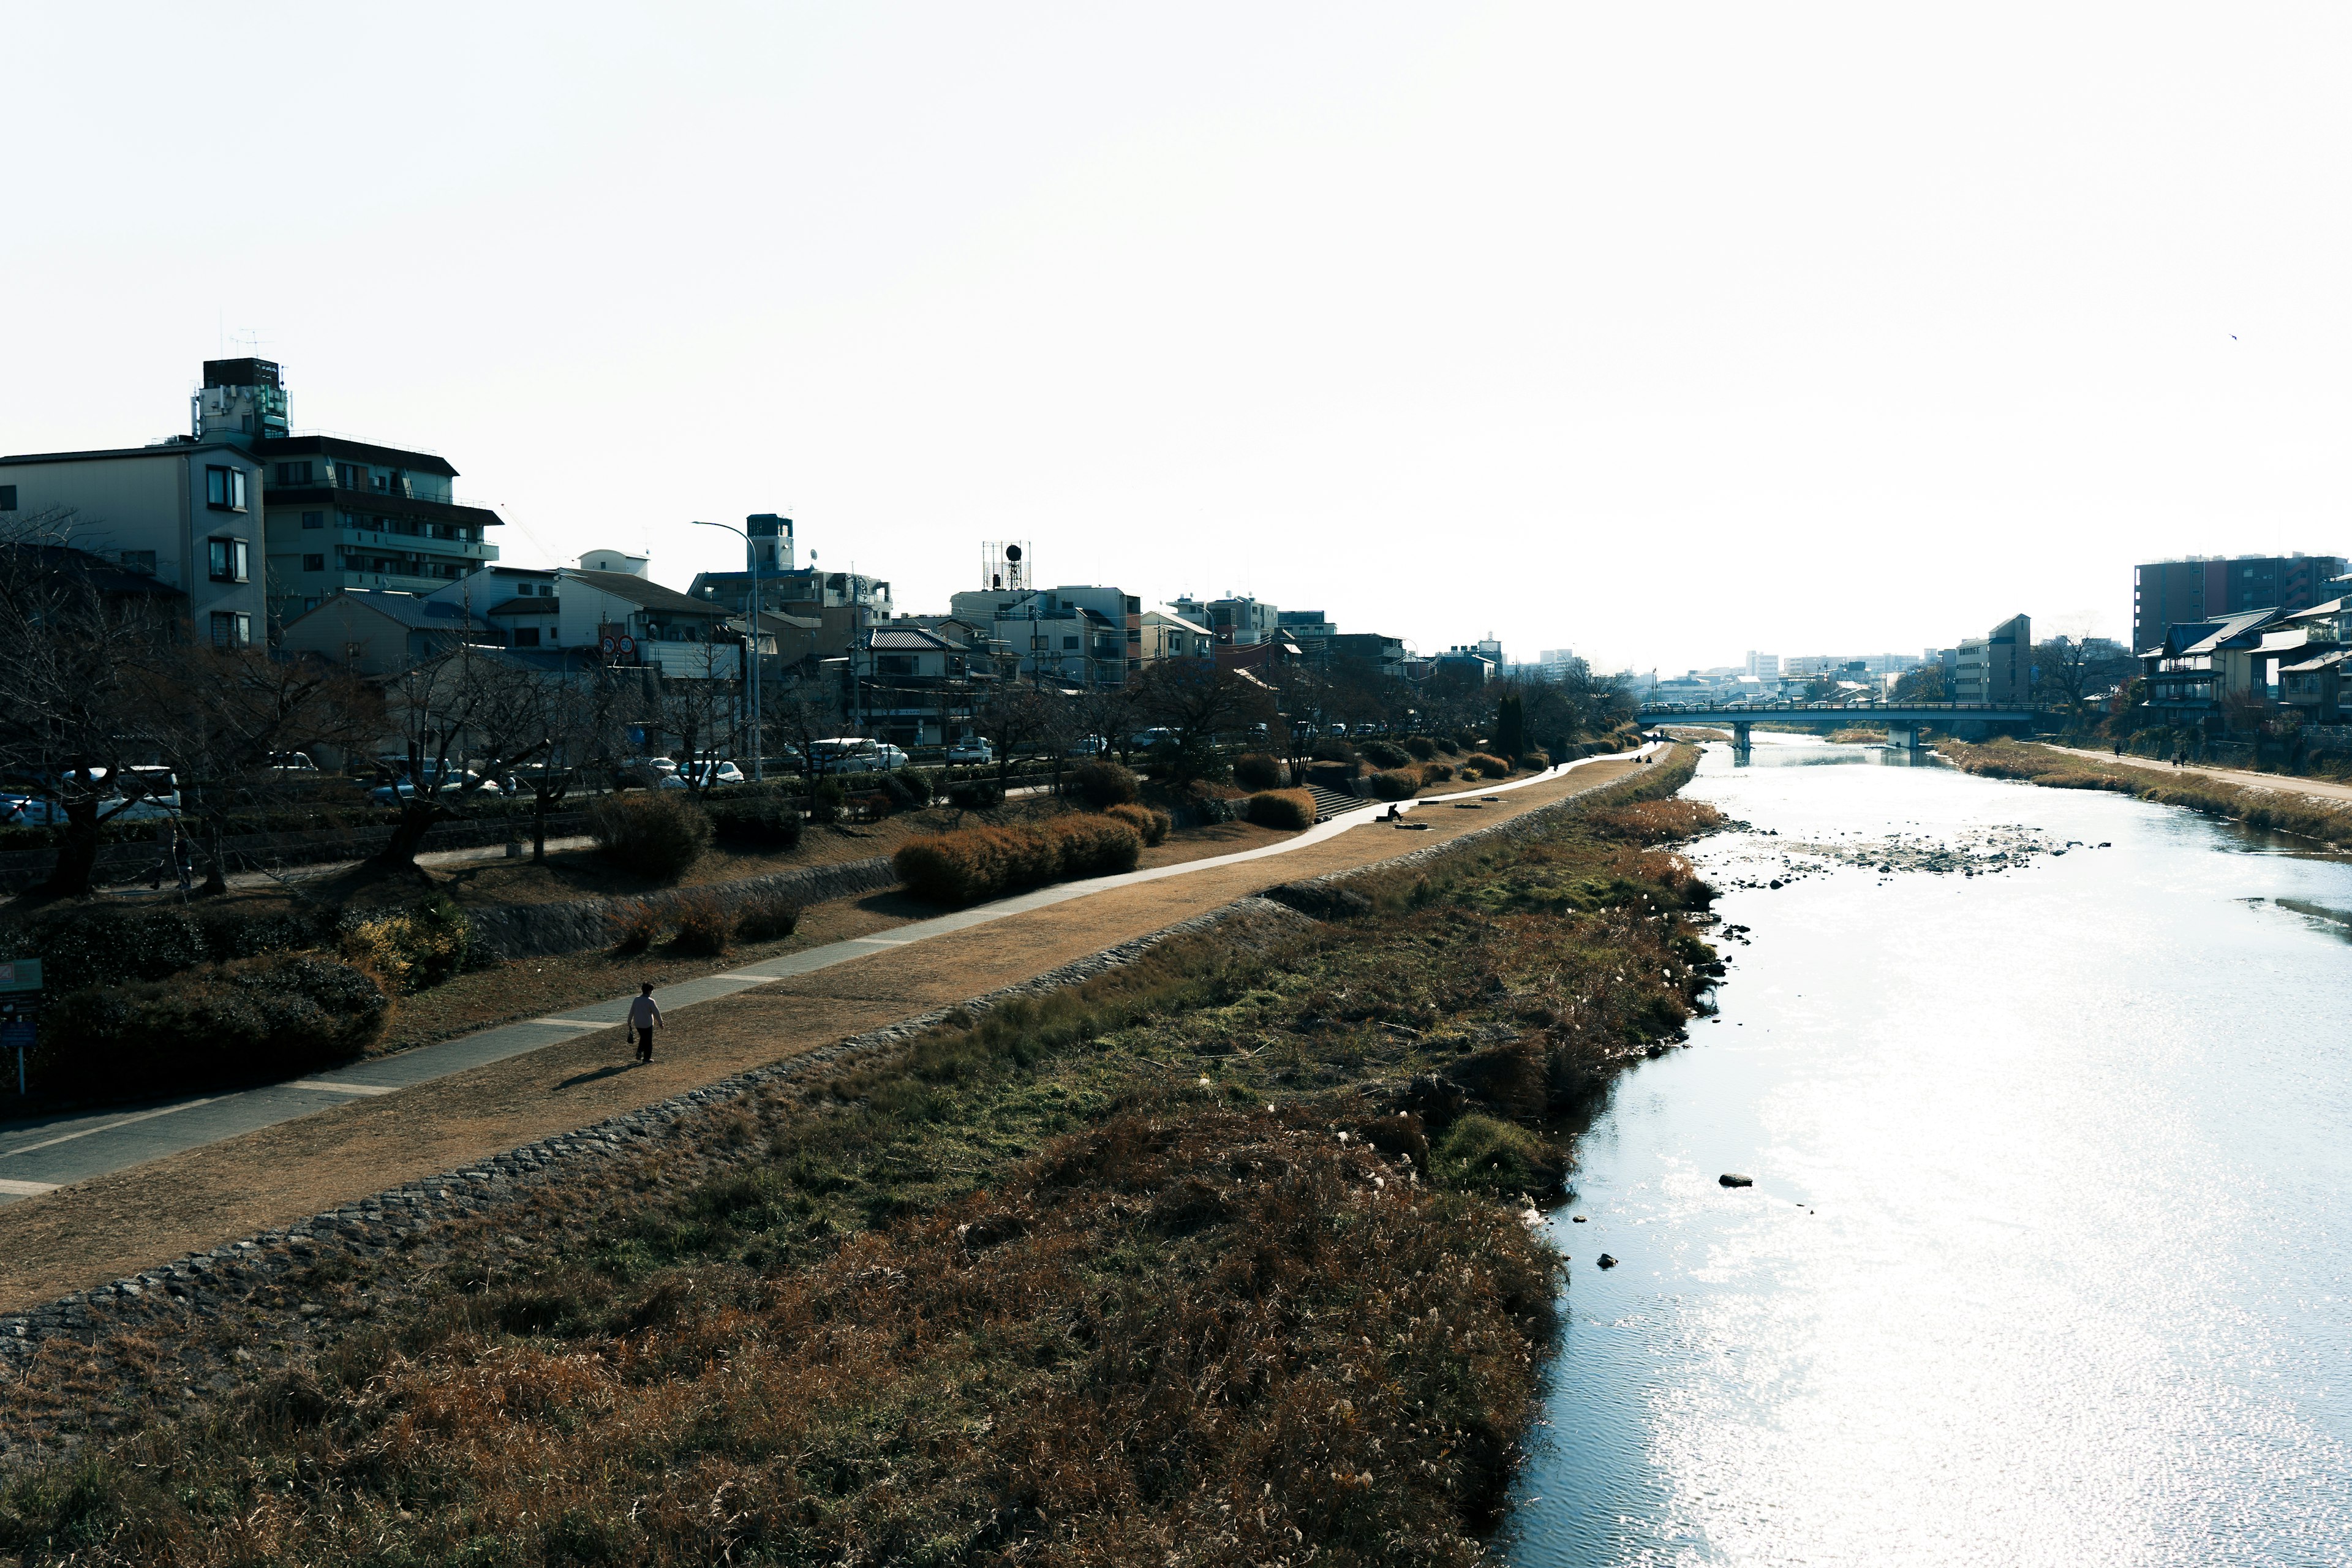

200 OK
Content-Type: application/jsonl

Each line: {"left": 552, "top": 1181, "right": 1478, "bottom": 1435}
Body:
{"left": 200, "top": 815, "right": 228, "bottom": 897}
{"left": 373, "top": 801, "right": 439, "bottom": 870}
{"left": 42, "top": 805, "right": 101, "bottom": 899}
{"left": 532, "top": 786, "right": 552, "bottom": 862}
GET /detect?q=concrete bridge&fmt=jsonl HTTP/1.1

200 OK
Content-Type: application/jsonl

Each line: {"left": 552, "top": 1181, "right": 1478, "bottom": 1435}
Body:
{"left": 1635, "top": 703, "right": 2043, "bottom": 756}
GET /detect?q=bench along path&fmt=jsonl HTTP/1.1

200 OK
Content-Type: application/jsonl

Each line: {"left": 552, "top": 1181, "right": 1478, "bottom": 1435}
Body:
{"left": 0, "top": 748, "right": 1659, "bottom": 1309}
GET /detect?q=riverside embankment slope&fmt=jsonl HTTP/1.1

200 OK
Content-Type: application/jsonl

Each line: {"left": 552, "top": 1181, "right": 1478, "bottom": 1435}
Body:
{"left": 0, "top": 750, "right": 1655, "bottom": 1311}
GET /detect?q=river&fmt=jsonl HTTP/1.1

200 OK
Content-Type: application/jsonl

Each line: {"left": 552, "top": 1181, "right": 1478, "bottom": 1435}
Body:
{"left": 1506, "top": 735, "right": 2352, "bottom": 1567}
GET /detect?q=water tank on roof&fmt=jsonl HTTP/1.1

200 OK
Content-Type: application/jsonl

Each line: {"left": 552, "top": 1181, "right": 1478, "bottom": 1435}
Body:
{"left": 581, "top": 549, "right": 650, "bottom": 577}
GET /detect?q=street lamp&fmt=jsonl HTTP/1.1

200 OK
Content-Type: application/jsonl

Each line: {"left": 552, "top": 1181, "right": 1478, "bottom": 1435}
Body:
{"left": 692, "top": 517, "right": 772, "bottom": 783}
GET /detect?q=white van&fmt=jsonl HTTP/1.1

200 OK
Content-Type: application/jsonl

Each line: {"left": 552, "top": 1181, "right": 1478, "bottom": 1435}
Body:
{"left": 810, "top": 738, "right": 910, "bottom": 775}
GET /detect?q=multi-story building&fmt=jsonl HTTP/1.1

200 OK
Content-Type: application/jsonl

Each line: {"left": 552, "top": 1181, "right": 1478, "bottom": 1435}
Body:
{"left": 1139, "top": 608, "right": 1215, "bottom": 665}
{"left": 0, "top": 360, "right": 503, "bottom": 638}
{"left": 1330, "top": 631, "right": 1408, "bottom": 680}
{"left": 1952, "top": 614, "right": 2031, "bottom": 705}
{"left": 2139, "top": 608, "right": 2281, "bottom": 724}
{"left": 2132, "top": 554, "right": 2348, "bottom": 655}
{"left": 1172, "top": 594, "right": 1280, "bottom": 646}
{"left": 1744, "top": 650, "right": 1780, "bottom": 679}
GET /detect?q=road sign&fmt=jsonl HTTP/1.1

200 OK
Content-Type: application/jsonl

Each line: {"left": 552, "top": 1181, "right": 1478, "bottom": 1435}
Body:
{"left": 618, "top": 636, "right": 636, "bottom": 656}
{"left": 0, "top": 959, "right": 40, "bottom": 994}
{"left": 600, "top": 635, "right": 618, "bottom": 655}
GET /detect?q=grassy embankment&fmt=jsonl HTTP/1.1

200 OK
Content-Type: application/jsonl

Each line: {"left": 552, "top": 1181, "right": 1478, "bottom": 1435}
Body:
{"left": 1940, "top": 739, "right": 2352, "bottom": 847}
{"left": 0, "top": 751, "right": 1720, "bottom": 1567}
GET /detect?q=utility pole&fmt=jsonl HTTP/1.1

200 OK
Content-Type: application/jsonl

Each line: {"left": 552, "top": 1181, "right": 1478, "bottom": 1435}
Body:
{"left": 693, "top": 517, "right": 771, "bottom": 783}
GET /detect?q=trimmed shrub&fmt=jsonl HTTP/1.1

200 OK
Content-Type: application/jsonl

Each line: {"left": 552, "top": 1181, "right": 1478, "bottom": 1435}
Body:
{"left": 1309, "top": 738, "right": 1357, "bottom": 764}
{"left": 1435, "top": 737, "right": 1462, "bottom": 756}
{"left": 946, "top": 777, "right": 1005, "bottom": 812}
{"left": 736, "top": 891, "right": 803, "bottom": 943}
{"left": 1232, "top": 752, "right": 1284, "bottom": 791}
{"left": 670, "top": 892, "right": 732, "bottom": 957}
{"left": 894, "top": 766, "right": 935, "bottom": 807}
{"left": 706, "top": 793, "right": 804, "bottom": 851}
{"left": 1404, "top": 736, "right": 1438, "bottom": 761}
{"left": 0, "top": 903, "right": 339, "bottom": 993}
{"left": 1368, "top": 769, "right": 1420, "bottom": 801}
{"left": 809, "top": 777, "right": 848, "bottom": 825}
{"left": 37, "top": 954, "right": 390, "bottom": 1099}
{"left": 610, "top": 906, "right": 662, "bottom": 956}
{"left": 337, "top": 895, "right": 473, "bottom": 992}
{"left": 1420, "top": 761, "right": 1457, "bottom": 783}
{"left": 1463, "top": 752, "right": 1512, "bottom": 779}
{"left": 1068, "top": 760, "right": 1140, "bottom": 810}
{"left": 1105, "top": 802, "right": 1171, "bottom": 846}
{"left": 1515, "top": 749, "right": 1551, "bottom": 771}
{"left": 893, "top": 815, "right": 1144, "bottom": 906}
{"left": 589, "top": 791, "right": 712, "bottom": 881}
{"left": 1246, "top": 790, "right": 1317, "bottom": 831}
{"left": 1360, "top": 739, "right": 1411, "bottom": 769}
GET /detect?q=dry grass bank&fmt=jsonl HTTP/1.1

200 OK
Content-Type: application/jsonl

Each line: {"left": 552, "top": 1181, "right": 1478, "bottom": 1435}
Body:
{"left": 0, "top": 755, "right": 1719, "bottom": 1567}
{"left": 1939, "top": 739, "right": 2352, "bottom": 847}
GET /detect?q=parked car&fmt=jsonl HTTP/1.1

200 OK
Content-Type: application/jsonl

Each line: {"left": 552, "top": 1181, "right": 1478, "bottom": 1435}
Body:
{"left": 267, "top": 752, "right": 319, "bottom": 774}
{"left": 1129, "top": 727, "right": 1177, "bottom": 751}
{"left": 1064, "top": 734, "right": 1107, "bottom": 757}
{"left": 369, "top": 771, "right": 502, "bottom": 804}
{"left": 658, "top": 760, "right": 747, "bottom": 790}
{"left": 811, "top": 738, "right": 910, "bottom": 774}
{"left": 944, "top": 737, "right": 996, "bottom": 766}
{"left": 0, "top": 794, "right": 61, "bottom": 827}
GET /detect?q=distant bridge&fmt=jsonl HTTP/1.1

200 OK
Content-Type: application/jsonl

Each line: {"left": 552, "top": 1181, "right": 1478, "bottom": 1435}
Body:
{"left": 1635, "top": 702, "right": 2043, "bottom": 755}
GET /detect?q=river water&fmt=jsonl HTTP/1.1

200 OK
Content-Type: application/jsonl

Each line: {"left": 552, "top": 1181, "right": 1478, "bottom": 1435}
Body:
{"left": 1506, "top": 736, "right": 2352, "bottom": 1567}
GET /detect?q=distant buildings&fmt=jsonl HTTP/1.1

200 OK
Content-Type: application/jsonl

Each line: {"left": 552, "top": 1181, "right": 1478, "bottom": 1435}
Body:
{"left": 1952, "top": 614, "right": 2030, "bottom": 705}
{"left": 1744, "top": 650, "right": 1780, "bottom": 679}
{"left": 2132, "top": 554, "right": 2347, "bottom": 655}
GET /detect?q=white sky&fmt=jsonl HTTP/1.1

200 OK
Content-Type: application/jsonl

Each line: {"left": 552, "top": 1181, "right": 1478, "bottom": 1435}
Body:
{"left": 6, "top": 4, "right": 2348, "bottom": 673}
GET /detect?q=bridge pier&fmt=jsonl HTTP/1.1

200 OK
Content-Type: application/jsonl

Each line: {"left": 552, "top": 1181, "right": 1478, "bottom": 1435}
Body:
{"left": 1730, "top": 720, "right": 1752, "bottom": 758}
{"left": 1884, "top": 722, "right": 1925, "bottom": 756}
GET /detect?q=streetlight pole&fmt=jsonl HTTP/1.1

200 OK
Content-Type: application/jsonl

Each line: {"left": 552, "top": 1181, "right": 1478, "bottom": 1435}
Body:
{"left": 692, "top": 518, "right": 763, "bottom": 783}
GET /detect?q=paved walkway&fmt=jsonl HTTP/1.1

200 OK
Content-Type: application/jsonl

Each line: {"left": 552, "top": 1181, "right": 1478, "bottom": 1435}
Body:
{"left": 2037, "top": 744, "right": 2352, "bottom": 805}
{"left": 0, "top": 750, "right": 1656, "bottom": 1208}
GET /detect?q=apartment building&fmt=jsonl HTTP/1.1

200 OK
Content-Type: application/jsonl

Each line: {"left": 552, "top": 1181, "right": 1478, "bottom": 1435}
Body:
{"left": 2133, "top": 554, "right": 2348, "bottom": 655}
{"left": 1952, "top": 614, "right": 2031, "bottom": 704}
{"left": 1172, "top": 594, "right": 1280, "bottom": 646}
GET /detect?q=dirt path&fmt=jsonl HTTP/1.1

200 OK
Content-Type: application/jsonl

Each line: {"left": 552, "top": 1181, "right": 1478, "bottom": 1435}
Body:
{"left": 2037, "top": 744, "right": 2352, "bottom": 805}
{"left": 0, "top": 756, "right": 1651, "bottom": 1310}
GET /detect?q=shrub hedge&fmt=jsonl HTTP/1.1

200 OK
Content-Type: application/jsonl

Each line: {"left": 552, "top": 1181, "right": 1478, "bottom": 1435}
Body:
{"left": 1420, "top": 761, "right": 1456, "bottom": 783}
{"left": 669, "top": 892, "right": 733, "bottom": 957}
{"left": 589, "top": 792, "right": 712, "bottom": 881}
{"left": 1067, "top": 760, "right": 1140, "bottom": 809}
{"left": 1367, "top": 769, "right": 1421, "bottom": 801}
{"left": 705, "top": 792, "right": 804, "bottom": 851}
{"left": 1404, "top": 736, "right": 1438, "bottom": 761}
{"left": 945, "top": 777, "right": 1005, "bottom": 812}
{"left": 1231, "top": 752, "right": 1284, "bottom": 791}
{"left": 1463, "top": 752, "right": 1512, "bottom": 779}
{"left": 1360, "top": 739, "right": 1411, "bottom": 769}
{"left": 1308, "top": 738, "right": 1357, "bottom": 764}
{"left": 735, "top": 891, "right": 803, "bottom": 943}
{"left": 894, "top": 816, "right": 1144, "bottom": 906}
{"left": 337, "top": 895, "right": 473, "bottom": 992}
{"left": 38, "top": 953, "right": 391, "bottom": 1099}
{"left": 1245, "top": 790, "right": 1317, "bottom": 830}
{"left": 1104, "top": 802, "right": 1171, "bottom": 846}
{"left": 0, "top": 902, "right": 337, "bottom": 993}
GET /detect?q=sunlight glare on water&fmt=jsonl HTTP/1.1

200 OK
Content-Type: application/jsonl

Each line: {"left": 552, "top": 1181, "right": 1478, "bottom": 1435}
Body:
{"left": 1506, "top": 737, "right": 2352, "bottom": 1568}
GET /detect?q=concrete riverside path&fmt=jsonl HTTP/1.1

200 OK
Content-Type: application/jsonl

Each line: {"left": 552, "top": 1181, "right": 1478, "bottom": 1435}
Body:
{"left": 2036, "top": 743, "right": 2352, "bottom": 807}
{"left": 0, "top": 746, "right": 1664, "bottom": 1222}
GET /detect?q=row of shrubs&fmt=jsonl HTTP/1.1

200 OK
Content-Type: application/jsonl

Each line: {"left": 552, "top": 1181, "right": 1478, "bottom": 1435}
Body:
{"left": 611, "top": 889, "right": 803, "bottom": 957}
{"left": 895, "top": 815, "right": 1145, "bottom": 906}
{"left": 1244, "top": 789, "right": 1317, "bottom": 830}
{"left": 35, "top": 952, "right": 391, "bottom": 1101}
{"left": 0, "top": 892, "right": 477, "bottom": 996}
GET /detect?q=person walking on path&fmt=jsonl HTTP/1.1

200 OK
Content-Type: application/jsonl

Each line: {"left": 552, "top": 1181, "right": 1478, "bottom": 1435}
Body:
{"left": 628, "top": 982, "right": 663, "bottom": 1064}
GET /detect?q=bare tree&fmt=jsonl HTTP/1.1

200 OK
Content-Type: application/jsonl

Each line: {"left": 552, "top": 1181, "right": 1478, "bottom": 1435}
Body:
{"left": 133, "top": 647, "right": 377, "bottom": 893}
{"left": 371, "top": 647, "right": 554, "bottom": 872}
{"left": 519, "top": 666, "right": 633, "bottom": 861}
{"left": 1131, "top": 662, "right": 1276, "bottom": 782}
{"left": 972, "top": 685, "right": 1066, "bottom": 788}
{"left": 0, "top": 511, "right": 185, "bottom": 897}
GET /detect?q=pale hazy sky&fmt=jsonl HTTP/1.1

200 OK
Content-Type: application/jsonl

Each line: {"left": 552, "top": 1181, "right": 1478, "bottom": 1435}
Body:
{"left": 7, "top": 4, "right": 2348, "bottom": 672}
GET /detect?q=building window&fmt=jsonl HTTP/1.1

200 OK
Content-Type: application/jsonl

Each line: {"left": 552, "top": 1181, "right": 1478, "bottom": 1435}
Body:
{"left": 205, "top": 466, "right": 249, "bottom": 511}
{"left": 209, "top": 611, "right": 252, "bottom": 647}
{"left": 207, "top": 537, "right": 251, "bottom": 582}
{"left": 304, "top": 597, "right": 318, "bottom": 612}
{"left": 512, "top": 628, "right": 541, "bottom": 647}
{"left": 302, "top": 510, "right": 324, "bottom": 529}
{"left": 302, "top": 554, "right": 325, "bottom": 572}
{"left": 336, "top": 463, "right": 366, "bottom": 490}
{"left": 0, "top": 485, "right": 15, "bottom": 511}
{"left": 1063, "top": 635, "right": 1080, "bottom": 650}
{"left": 274, "top": 461, "right": 315, "bottom": 485}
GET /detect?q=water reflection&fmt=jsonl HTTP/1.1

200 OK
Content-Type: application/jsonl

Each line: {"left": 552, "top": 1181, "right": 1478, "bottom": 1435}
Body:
{"left": 1507, "top": 737, "right": 2352, "bottom": 1567}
